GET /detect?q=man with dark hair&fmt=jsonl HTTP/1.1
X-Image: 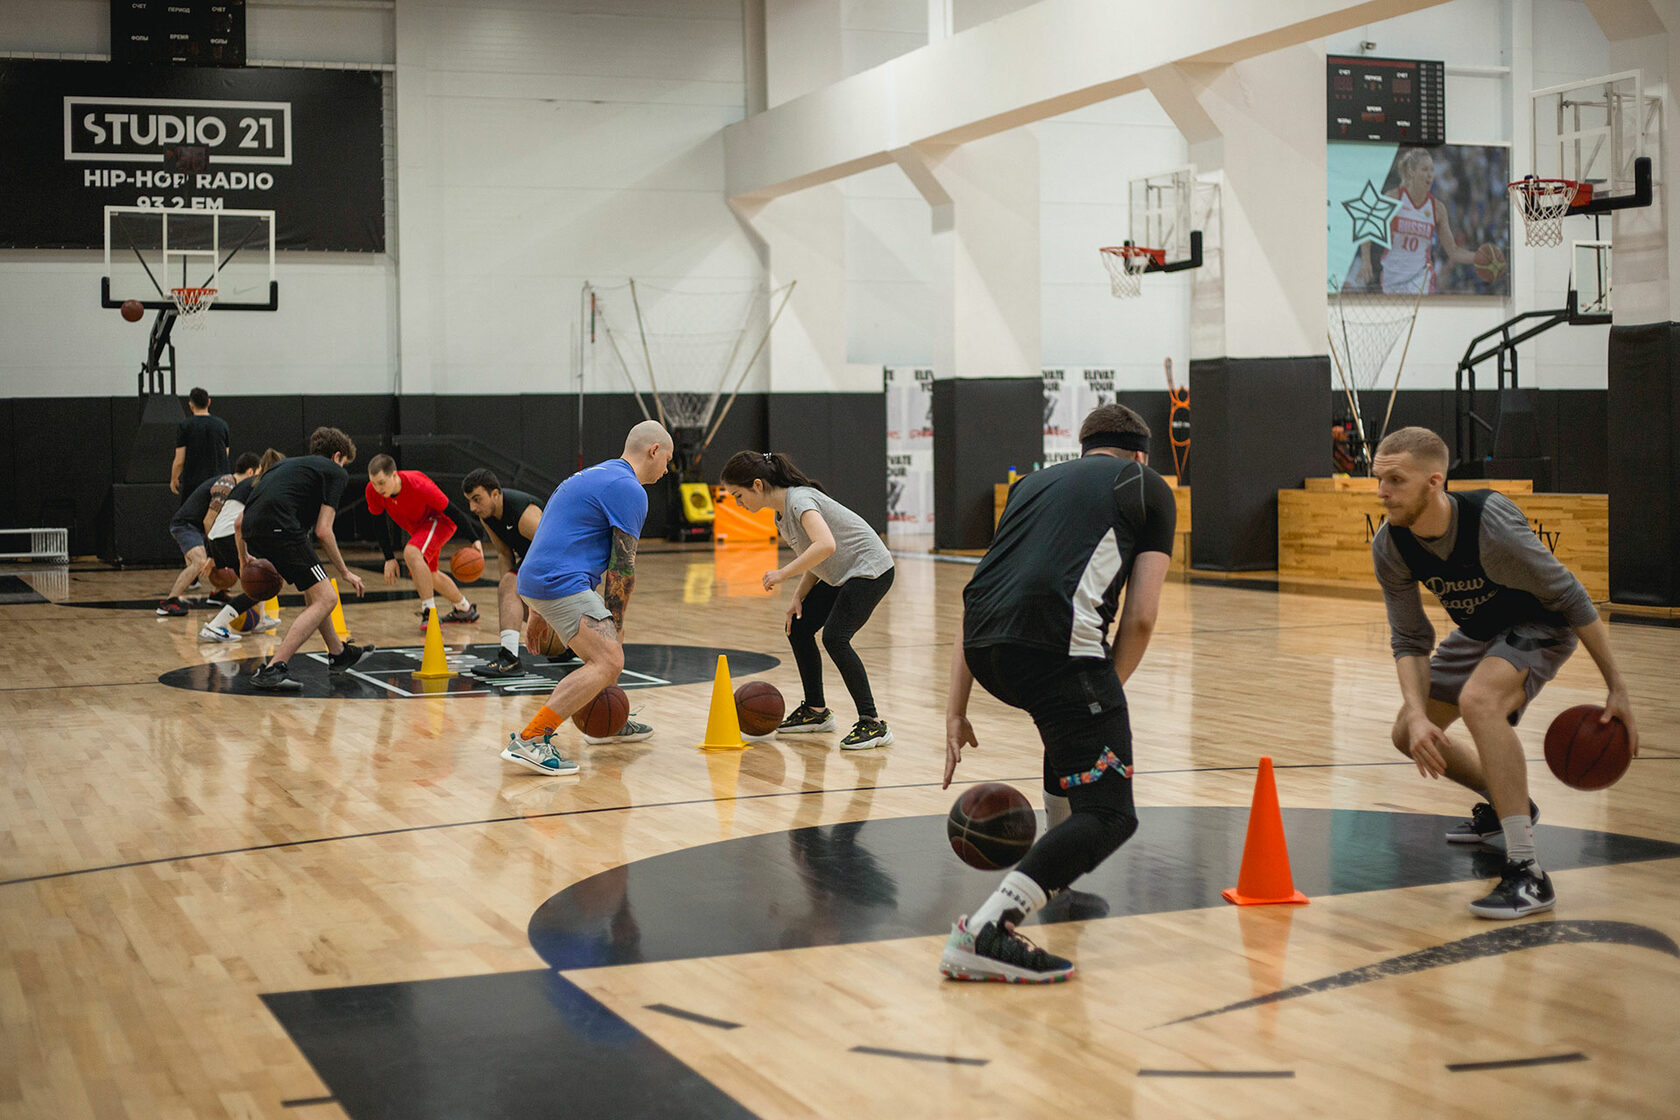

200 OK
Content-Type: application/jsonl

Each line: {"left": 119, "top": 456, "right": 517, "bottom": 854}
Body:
{"left": 1371, "top": 426, "right": 1638, "bottom": 918}
{"left": 462, "top": 467, "right": 546, "bottom": 677}
{"left": 171, "top": 387, "right": 229, "bottom": 498}
{"left": 157, "top": 453, "right": 255, "bottom": 616}
{"left": 941, "top": 402, "right": 1175, "bottom": 982}
{"left": 239, "top": 427, "right": 370, "bottom": 691}
{"left": 199, "top": 449, "right": 285, "bottom": 642}
{"left": 365, "top": 453, "right": 480, "bottom": 630}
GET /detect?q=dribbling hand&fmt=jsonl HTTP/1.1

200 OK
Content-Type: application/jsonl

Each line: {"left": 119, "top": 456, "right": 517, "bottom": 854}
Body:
{"left": 1405, "top": 714, "right": 1452, "bottom": 779}
{"left": 762, "top": 568, "right": 786, "bottom": 591}
{"left": 784, "top": 598, "right": 802, "bottom": 635}
{"left": 943, "top": 714, "right": 976, "bottom": 789}
{"left": 1603, "top": 687, "right": 1639, "bottom": 757}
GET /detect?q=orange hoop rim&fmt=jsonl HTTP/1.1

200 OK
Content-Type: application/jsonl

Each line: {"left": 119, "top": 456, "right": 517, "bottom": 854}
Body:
{"left": 1099, "top": 245, "right": 1166, "bottom": 267}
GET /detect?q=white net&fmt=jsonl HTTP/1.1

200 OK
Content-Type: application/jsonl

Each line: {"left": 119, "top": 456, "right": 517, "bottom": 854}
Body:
{"left": 170, "top": 286, "right": 217, "bottom": 330}
{"left": 1509, "top": 179, "right": 1578, "bottom": 248}
{"left": 1327, "top": 271, "right": 1427, "bottom": 468}
{"left": 1099, "top": 246, "right": 1156, "bottom": 299}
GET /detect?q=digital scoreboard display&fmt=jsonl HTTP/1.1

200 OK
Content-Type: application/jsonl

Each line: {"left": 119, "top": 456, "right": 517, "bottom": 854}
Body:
{"left": 112, "top": 1, "right": 246, "bottom": 67}
{"left": 1327, "top": 55, "right": 1444, "bottom": 145}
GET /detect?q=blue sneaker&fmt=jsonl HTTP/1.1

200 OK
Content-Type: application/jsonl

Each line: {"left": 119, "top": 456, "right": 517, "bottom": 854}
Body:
{"left": 501, "top": 732, "right": 579, "bottom": 775}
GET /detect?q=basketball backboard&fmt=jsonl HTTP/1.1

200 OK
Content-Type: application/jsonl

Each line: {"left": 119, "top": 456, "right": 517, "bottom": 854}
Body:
{"left": 102, "top": 206, "right": 277, "bottom": 312}
{"left": 1571, "top": 240, "right": 1611, "bottom": 321}
{"left": 1530, "top": 71, "right": 1656, "bottom": 200}
{"left": 1128, "top": 166, "right": 1195, "bottom": 263}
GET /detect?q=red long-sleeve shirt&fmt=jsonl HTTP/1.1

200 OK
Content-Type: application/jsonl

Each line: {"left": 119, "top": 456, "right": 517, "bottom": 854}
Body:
{"left": 365, "top": 470, "right": 449, "bottom": 535}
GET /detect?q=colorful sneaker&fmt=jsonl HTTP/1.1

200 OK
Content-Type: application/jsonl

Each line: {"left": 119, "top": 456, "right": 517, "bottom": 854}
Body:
{"left": 254, "top": 614, "right": 281, "bottom": 633}
{"left": 840, "top": 717, "right": 893, "bottom": 751}
{"left": 1445, "top": 799, "right": 1539, "bottom": 846}
{"left": 1467, "top": 859, "right": 1556, "bottom": 919}
{"left": 471, "top": 650, "right": 526, "bottom": 679}
{"left": 250, "top": 661, "right": 302, "bottom": 692}
{"left": 777, "top": 703, "right": 835, "bottom": 735}
{"left": 581, "top": 718, "right": 654, "bottom": 745}
{"left": 328, "top": 643, "right": 373, "bottom": 673}
{"left": 939, "top": 917, "right": 1074, "bottom": 984}
{"left": 156, "top": 598, "right": 187, "bottom": 617}
{"left": 198, "top": 624, "right": 241, "bottom": 643}
{"left": 441, "top": 604, "right": 479, "bottom": 624}
{"left": 501, "top": 732, "right": 579, "bottom": 775}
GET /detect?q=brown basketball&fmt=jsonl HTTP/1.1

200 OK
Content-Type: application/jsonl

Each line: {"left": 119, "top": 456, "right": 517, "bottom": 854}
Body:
{"left": 1544, "top": 704, "right": 1632, "bottom": 791}
{"left": 120, "top": 299, "right": 144, "bottom": 323}
{"left": 450, "top": 545, "right": 485, "bottom": 582}
{"left": 208, "top": 566, "right": 238, "bottom": 591}
{"left": 947, "top": 782, "right": 1037, "bottom": 870}
{"left": 525, "top": 613, "right": 569, "bottom": 658}
{"left": 573, "top": 685, "right": 630, "bottom": 739}
{"left": 239, "top": 557, "right": 283, "bottom": 601}
{"left": 735, "top": 680, "right": 785, "bottom": 736}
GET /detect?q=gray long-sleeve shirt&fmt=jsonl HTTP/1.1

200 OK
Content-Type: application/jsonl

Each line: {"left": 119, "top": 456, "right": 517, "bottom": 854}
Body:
{"left": 1373, "top": 491, "right": 1598, "bottom": 659}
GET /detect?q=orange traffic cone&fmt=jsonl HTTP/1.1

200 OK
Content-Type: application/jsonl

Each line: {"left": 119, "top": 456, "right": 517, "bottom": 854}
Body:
{"left": 1222, "top": 756, "right": 1309, "bottom": 906}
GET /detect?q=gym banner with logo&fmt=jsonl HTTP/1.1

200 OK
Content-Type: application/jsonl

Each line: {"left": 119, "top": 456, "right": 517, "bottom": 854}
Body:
{"left": 0, "top": 59, "right": 385, "bottom": 251}
{"left": 884, "top": 366, "right": 935, "bottom": 531}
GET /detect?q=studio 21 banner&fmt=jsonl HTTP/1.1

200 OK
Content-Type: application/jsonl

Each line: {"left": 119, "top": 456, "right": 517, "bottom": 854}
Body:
{"left": 0, "top": 59, "right": 385, "bottom": 251}
{"left": 1329, "top": 142, "right": 1510, "bottom": 296}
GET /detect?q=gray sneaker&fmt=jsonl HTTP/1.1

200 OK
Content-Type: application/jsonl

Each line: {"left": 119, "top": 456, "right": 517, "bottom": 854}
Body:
{"left": 500, "top": 732, "right": 580, "bottom": 775}
{"left": 581, "top": 718, "right": 654, "bottom": 745}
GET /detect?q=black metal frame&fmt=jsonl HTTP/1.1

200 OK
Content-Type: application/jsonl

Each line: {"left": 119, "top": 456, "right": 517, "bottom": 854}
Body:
{"left": 1123, "top": 230, "right": 1204, "bottom": 274}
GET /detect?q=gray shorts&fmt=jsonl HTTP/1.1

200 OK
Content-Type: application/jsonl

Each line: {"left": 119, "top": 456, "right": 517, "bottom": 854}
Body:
{"left": 169, "top": 522, "right": 206, "bottom": 557}
{"left": 1428, "top": 623, "right": 1577, "bottom": 725}
{"left": 521, "top": 588, "right": 613, "bottom": 644}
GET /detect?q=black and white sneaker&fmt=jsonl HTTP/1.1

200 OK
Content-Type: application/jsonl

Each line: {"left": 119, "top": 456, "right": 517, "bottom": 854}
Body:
{"left": 1446, "top": 799, "right": 1539, "bottom": 846}
{"left": 440, "top": 604, "right": 479, "bottom": 624}
{"left": 251, "top": 661, "right": 303, "bottom": 692}
{"left": 1467, "top": 859, "right": 1555, "bottom": 919}
{"left": 840, "top": 717, "right": 893, "bottom": 751}
{"left": 328, "top": 643, "right": 373, "bottom": 673}
{"left": 777, "top": 703, "right": 835, "bottom": 735}
{"left": 472, "top": 650, "right": 526, "bottom": 679}
{"left": 940, "top": 917, "right": 1075, "bottom": 983}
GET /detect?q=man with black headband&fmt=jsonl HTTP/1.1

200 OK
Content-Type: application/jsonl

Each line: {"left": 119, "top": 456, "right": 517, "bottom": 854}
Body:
{"left": 941, "top": 402, "right": 1176, "bottom": 982}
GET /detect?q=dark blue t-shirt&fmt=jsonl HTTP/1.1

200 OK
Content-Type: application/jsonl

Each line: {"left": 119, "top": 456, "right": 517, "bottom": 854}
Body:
{"left": 517, "top": 459, "right": 648, "bottom": 599}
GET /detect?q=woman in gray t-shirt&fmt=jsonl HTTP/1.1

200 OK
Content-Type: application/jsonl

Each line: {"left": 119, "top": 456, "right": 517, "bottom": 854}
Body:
{"left": 720, "top": 451, "right": 896, "bottom": 750}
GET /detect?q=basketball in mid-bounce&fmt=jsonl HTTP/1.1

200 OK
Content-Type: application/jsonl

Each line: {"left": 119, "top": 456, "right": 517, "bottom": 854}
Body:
{"left": 947, "top": 783, "right": 1037, "bottom": 870}
{"left": 735, "top": 680, "right": 785, "bottom": 736}
{"left": 208, "top": 566, "right": 238, "bottom": 591}
{"left": 450, "top": 545, "right": 485, "bottom": 582}
{"left": 573, "top": 685, "right": 629, "bottom": 739}
{"left": 526, "top": 613, "right": 569, "bottom": 658}
{"left": 1544, "top": 704, "right": 1632, "bottom": 791}
{"left": 240, "top": 557, "right": 283, "bottom": 601}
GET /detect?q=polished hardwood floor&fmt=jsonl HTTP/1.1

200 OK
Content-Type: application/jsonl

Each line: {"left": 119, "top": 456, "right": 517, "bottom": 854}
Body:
{"left": 1, "top": 546, "right": 1676, "bottom": 1118}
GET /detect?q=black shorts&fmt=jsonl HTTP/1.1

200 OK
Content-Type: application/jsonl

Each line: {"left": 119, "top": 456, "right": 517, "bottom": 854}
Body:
{"left": 246, "top": 532, "right": 329, "bottom": 592}
{"left": 964, "top": 643, "right": 1134, "bottom": 799}
{"left": 206, "top": 535, "right": 239, "bottom": 571}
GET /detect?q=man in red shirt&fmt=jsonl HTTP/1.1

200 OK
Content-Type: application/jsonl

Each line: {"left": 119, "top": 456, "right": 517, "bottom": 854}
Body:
{"left": 366, "top": 454, "right": 480, "bottom": 629}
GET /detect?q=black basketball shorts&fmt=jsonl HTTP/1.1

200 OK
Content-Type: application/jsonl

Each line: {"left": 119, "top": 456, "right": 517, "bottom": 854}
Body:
{"left": 206, "top": 535, "right": 239, "bottom": 571}
{"left": 246, "top": 532, "right": 329, "bottom": 592}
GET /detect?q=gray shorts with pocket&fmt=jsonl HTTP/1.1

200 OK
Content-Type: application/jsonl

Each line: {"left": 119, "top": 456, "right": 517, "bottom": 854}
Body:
{"left": 521, "top": 588, "right": 613, "bottom": 645}
{"left": 1428, "top": 622, "right": 1577, "bottom": 725}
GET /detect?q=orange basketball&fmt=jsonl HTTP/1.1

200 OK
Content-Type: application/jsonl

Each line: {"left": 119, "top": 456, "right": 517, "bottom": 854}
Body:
{"left": 450, "top": 545, "right": 485, "bottom": 582}
{"left": 573, "top": 685, "right": 629, "bottom": 739}
{"left": 1544, "top": 704, "right": 1632, "bottom": 791}
{"left": 240, "top": 557, "right": 283, "bottom": 600}
{"left": 525, "top": 613, "right": 569, "bottom": 658}
{"left": 734, "top": 680, "right": 785, "bottom": 736}
{"left": 121, "top": 299, "right": 144, "bottom": 322}
{"left": 208, "top": 566, "right": 238, "bottom": 591}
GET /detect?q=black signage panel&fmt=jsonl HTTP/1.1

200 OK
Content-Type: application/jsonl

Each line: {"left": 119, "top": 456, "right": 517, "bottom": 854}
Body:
{"left": 1327, "top": 55, "right": 1445, "bottom": 145}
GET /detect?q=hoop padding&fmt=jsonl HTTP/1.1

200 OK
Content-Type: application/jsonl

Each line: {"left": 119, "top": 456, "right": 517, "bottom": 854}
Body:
{"left": 1100, "top": 246, "right": 1165, "bottom": 299}
{"left": 171, "top": 286, "right": 217, "bottom": 329}
{"left": 1508, "top": 178, "right": 1580, "bottom": 248}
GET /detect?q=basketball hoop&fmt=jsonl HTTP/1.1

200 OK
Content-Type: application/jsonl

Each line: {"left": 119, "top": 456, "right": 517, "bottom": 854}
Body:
{"left": 1507, "top": 178, "right": 1588, "bottom": 248}
{"left": 1099, "top": 246, "right": 1164, "bottom": 299}
{"left": 170, "top": 286, "right": 217, "bottom": 328}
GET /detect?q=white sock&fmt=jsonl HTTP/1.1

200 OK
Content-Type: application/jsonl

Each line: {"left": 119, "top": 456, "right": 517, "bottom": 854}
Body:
{"left": 969, "top": 870, "right": 1047, "bottom": 933}
{"left": 455, "top": 597, "right": 471, "bottom": 611}
{"left": 1501, "top": 815, "right": 1538, "bottom": 870}
{"left": 210, "top": 605, "right": 237, "bottom": 629}
{"left": 501, "top": 629, "right": 520, "bottom": 656}
{"left": 421, "top": 597, "right": 436, "bottom": 613}
{"left": 1044, "top": 792, "right": 1072, "bottom": 830}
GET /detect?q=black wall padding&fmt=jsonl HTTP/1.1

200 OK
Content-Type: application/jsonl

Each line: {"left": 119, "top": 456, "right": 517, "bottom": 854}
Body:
{"left": 110, "top": 483, "right": 180, "bottom": 565}
{"left": 1608, "top": 322, "right": 1679, "bottom": 606}
{"left": 1191, "top": 357, "right": 1330, "bottom": 570}
{"left": 932, "top": 378, "right": 1043, "bottom": 551}
{"left": 768, "top": 393, "right": 887, "bottom": 533}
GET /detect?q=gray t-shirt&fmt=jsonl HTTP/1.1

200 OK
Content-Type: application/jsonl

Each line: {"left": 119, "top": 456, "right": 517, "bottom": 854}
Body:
{"left": 779, "top": 486, "right": 894, "bottom": 585}
{"left": 1372, "top": 490, "right": 1597, "bottom": 659}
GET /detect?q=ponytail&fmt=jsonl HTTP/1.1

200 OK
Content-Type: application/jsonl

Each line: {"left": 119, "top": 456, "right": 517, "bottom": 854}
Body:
{"left": 719, "top": 450, "right": 825, "bottom": 493}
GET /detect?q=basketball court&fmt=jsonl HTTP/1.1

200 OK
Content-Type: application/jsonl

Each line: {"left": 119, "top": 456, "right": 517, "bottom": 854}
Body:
{"left": 3, "top": 0, "right": 1679, "bottom": 1117}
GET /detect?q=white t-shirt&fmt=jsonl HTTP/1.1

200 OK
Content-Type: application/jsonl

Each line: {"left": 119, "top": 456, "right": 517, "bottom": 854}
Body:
{"left": 778, "top": 486, "right": 893, "bottom": 585}
{"left": 1381, "top": 189, "right": 1436, "bottom": 295}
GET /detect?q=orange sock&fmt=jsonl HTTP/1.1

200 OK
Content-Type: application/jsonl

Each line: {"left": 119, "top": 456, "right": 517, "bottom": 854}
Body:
{"left": 523, "top": 705, "right": 564, "bottom": 741}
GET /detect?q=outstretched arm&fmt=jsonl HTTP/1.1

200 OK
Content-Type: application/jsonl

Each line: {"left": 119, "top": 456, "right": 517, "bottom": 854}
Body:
{"left": 1433, "top": 198, "right": 1479, "bottom": 266}
{"left": 601, "top": 526, "right": 638, "bottom": 634}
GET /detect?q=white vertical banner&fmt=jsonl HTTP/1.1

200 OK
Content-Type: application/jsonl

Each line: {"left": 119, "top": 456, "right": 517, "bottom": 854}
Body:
{"left": 885, "top": 367, "right": 936, "bottom": 530}
{"left": 1042, "top": 368, "right": 1080, "bottom": 465}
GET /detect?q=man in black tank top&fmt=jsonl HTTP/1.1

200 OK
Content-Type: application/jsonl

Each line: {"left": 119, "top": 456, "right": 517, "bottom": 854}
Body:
{"left": 1371, "top": 427, "right": 1639, "bottom": 919}
{"left": 462, "top": 468, "right": 547, "bottom": 677}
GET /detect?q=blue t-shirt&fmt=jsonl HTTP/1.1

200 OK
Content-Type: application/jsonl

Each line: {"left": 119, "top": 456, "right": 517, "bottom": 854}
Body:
{"left": 517, "top": 458, "right": 649, "bottom": 599}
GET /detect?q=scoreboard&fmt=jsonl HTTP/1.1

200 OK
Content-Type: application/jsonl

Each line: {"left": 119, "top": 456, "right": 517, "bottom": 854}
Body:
{"left": 112, "top": 1, "right": 246, "bottom": 67}
{"left": 1327, "top": 55, "right": 1444, "bottom": 145}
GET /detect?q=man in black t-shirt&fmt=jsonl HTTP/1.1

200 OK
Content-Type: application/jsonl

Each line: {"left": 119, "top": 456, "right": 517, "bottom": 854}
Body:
{"left": 157, "top": 456, "right": 256, "bottom": 616}
{"left": 462, "top": 467, "right": 547, "bottom": 677}
{"left": 941, "top": 403, "right": 1176, "bottom": 984}
{"left": 198, "top": 449, "right": 286, "bottom": 642}
{"left": 171, "top": 387, "right": 230, "bottom": 499}
{"left": 238, "top": 427, "right": 370, "bottom": 691}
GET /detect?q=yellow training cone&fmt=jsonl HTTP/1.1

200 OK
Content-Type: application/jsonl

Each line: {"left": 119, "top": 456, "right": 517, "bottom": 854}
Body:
{"left": 263, "top": 595, "right": 281, "bottom": 623}
{"left": 328, "top": 579, "right": 351, "bottom": 640}
{"left": 415, "top": 606, "right": 454, "bottom": 680}
{"left": 697, "top": 654, "right": 746, "bottom": 750}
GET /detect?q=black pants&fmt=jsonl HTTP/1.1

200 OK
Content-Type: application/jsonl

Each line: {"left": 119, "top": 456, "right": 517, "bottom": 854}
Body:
{"left": 790, "top": 568, "right": 894, "bottom": 718}
{"left": 965, "top": 643, "right": 1139, "bottom": 895}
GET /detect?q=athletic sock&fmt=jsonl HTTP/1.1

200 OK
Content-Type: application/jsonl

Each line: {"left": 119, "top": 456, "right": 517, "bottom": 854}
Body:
{"left": 501, "top": 630, "right": 520, "bottom": 657}
{"left": 968, "top": 870, "right": 1048, "bottom": 933}
{"left": 421, "top": 597, "right": 436, "bottom": 613}
{"left": 522, "top": 705, "right": 564, "bottom": 741}
{"left": 454, "top": 597, "right": 471, "bottom": 611}
{"left": 1501, "top": 814, "right": 1538, "bottom": 869}
{"left": 210, "top": 605, "right": 238, "bottom": 629}
{"left": 1044, "top": 792, "right": 1072, "bottom": 829}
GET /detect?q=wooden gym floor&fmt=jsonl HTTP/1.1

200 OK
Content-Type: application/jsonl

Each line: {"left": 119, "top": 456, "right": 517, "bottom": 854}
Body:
{"left": 1, "top": 547, "right": 1676, "bottom": 1118}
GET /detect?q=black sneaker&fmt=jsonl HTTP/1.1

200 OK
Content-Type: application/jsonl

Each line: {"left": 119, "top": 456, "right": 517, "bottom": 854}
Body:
{"left": 777, "top": 703, "right": 836, "bottom": 735}
{"left": 251, "top": 661, "right": 303, "bottom": 692}
{"left": 940, "top": 917, "right": 1075, "bottom": 983}
{"left": 1467, "top": 859, "right": 1556, "bottom": 919}
{"left": 546, "top": 649, "right": 582, "bottom": 664}
{"left": 156, "top": 598, "right": 187, "bottom": 617}
{"left": 328, "top": 643, "right": 374, "bottom": 673}
{"left": 1039, "top": 889, "right": 1111, "bottom": 923}
{"left": 203, "top": 590, "right": 232, "bottom": 607}
{"left": 472, "top": 650, "right": 526, "bottom": 679}
{"left": 1446, "top": 799, "right": 1539, "bottom": 846}
{"left": 440, "top": 604, "right": 479, "bottom": 624}
{"left": 840, "top": 717, "right": 893, "bottom": 751}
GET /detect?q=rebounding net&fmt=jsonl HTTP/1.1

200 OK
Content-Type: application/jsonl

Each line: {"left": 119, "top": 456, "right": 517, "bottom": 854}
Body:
{"left": 1327, "top": 271, "right": 1428, "bottom": 472}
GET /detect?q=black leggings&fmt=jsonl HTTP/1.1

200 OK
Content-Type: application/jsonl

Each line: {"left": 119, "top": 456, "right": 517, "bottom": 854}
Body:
{"left": 789, "top": 568, "right": 894, "bottom": 718}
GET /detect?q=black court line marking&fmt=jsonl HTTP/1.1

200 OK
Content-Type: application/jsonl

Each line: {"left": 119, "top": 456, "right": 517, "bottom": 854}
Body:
{"left": 280, "top": 1096, "right": 337, "bottom": 1108}
{"left": 1446, "top": 1052, "right": 1588, "bottom": 1072}
{"left": 643, "top": 1004, "right": 742, "bottom": 1030}
{"left": 1137, "top": 1069, "right": 1294, "bottom": 1079}
{"left": 850, "top": 1046, "right": 987, "bottom": 1067}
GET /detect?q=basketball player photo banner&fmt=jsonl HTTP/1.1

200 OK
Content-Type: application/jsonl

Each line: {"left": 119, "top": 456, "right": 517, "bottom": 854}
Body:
{"left": 1328, "top": 142, "right": 1510, "bottom": 297}
{"left": 0, "top": 59, "right": 385, "bottom": 251}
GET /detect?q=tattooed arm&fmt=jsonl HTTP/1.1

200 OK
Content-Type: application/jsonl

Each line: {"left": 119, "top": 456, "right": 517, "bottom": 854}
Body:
{"left": 602, "top": 526, "right": 639, "bottom": 634}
